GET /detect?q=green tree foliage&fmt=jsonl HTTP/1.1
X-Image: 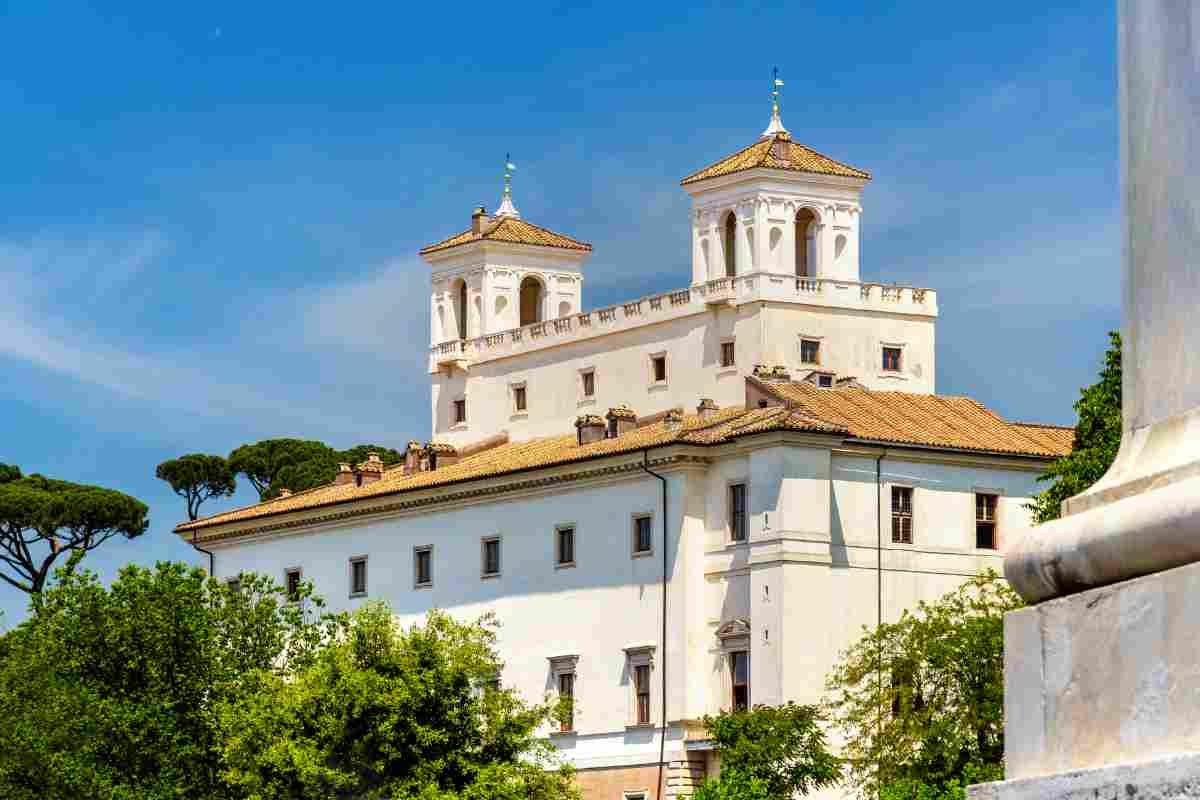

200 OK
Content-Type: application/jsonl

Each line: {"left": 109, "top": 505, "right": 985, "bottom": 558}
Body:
{"left": 0, "top": 562, "right": 336, "bottom": 800}
{"left": 823, "top": 573, "right": 1022, "bottom": 800}
{"left": 0, "top": 466, "right": 149, "bottom": 594}
{"left": 227, "top": 439, "right": 404, "bottom": 500}
{"left": 219, "top": 605, "right": 577, "bottom": 800}
{"left": 156, "top": 453, "right": 237, "bottom": 520}
{"left": 690, "top": 703, "right": 841, "bottom": 800}
{"left": 1028, "top": 330, "right": 1123, "bottom": 523}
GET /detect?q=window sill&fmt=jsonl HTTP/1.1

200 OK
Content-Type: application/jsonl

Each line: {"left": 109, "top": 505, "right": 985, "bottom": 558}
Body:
{"left": 577, "top": 397, "right": 596, "bottom": 407}
{"left": 715, "top": 367, "right": 738, "bottom": 377}
{"left": 509, "top": 412, "right": 529, "bottom": 421}
{"left": 549, "top": 729, "right": 578, "bottom": 738}
{"left": 647, "top": 381, "right": 669, "bottom": 391}
{"left": 481, "top": 572, "right": 501, "bottom": 580}
{"left": 626, "top": 723, "right": 657, "bottom": 731}
{"left": 555, "top": 561, "right": 577, "bottom": 570}
{"left": 631, "top": 549, "right": 654, "bottom": 559}
{"left": 349, "top": 591, "right": 368, "bottom": 599}
{"left": 451, "top": 422, "right": 469, "bottom": 431}
{"left": 725, "top": 539, "right": 749, "bottom": 550}
{"left": 414, "top": 581, "right": 433, "bottom": 590}
{"left": 878, "top": 371, "right": 907, "bottom": 381}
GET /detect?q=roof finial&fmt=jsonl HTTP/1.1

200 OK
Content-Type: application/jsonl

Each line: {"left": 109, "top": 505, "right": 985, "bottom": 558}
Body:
{"left": 495, "top": 152, "right": 521, "bottom": 218}
{"left": 761, "top": 67, "right": 788, "bottom": 138}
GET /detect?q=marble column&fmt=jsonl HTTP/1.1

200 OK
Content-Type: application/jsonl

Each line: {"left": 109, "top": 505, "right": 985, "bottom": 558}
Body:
{"left": 972, "top": 3, "right": 1200, "bottom": 797}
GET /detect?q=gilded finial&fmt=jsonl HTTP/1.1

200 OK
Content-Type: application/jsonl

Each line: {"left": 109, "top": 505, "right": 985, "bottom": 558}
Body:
{"left": 761, "top": 67, "right": 789, "bottom": 138}
{"left": 496, "top": 152, "right": 521, "bottom": 218}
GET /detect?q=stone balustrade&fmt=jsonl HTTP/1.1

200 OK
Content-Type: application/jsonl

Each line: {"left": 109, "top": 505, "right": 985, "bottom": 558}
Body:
{"left": 430, "top": 272, "right": 937, "bottom": 371}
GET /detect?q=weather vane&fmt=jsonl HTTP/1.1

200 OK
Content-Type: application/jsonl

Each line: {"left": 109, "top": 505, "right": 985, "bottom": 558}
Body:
{"left": 497, "top": 153, "right": 521, "bottom": 217}
{"left": 504, "top": 153, "right": 515, "bottom": 197}
{"left": 771, "top": 67, "right": 784, "bottom": 114}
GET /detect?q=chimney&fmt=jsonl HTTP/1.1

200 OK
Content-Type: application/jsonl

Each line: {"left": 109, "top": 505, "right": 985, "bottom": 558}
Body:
{"left": 663, "top": 408, "right": 684, "bottom": 431}
{"left": 771, "top": 131, "right": 791, "bottom": 161}
{"left": 404, "top": 440, "right": 422, "bottom": 473}
{"left": 575, "top": 414, "right": 606, "bottom": 445}
{"left": 696, "top": 398, "right": 720, "bottom": 421}
{"left": 425, "top": 442, "right": 459, "bottom": 471}
{"left": 605, "top": 404, "right": 637, "bottom": 438}
{"left": 334, "top": 462, "right": 355, "bottom": 486}
{"left": 471, "top": 206, "right": 490, "bottom": 235}
{"left": 355, "top": 451, "right": 385, "bottom": 485}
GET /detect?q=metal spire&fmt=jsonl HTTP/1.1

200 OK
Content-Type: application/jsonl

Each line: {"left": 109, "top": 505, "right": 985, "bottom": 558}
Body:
{"left": 496, "top": 152, "right": 521, "bottom": 218}
{"left": 761, "top": 67, "right": 789, "bottom": 138}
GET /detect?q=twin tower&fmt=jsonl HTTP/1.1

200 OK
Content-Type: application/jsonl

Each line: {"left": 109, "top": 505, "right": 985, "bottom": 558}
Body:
{"left": 419, "top": 96, "right": 870, "bottom": 348}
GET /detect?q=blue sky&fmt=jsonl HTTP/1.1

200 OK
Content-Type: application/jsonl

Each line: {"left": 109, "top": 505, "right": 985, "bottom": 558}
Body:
{"left": 0, "top": 1, "right": 1118, "bottom": 623}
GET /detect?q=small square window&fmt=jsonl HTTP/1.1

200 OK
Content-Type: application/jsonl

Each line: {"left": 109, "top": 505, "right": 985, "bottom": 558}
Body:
{"left": 883, "top": 346, "right": 902, "bottom": 372}
{"left": 285, "top": 568, "right": 302, "bottom": 602}
{"left": 818, "top": 374, "right": 833, "bottom": 388}
{"left": 892, "top": 486, "right": 913, "bottom": 544}
{"left": 453, "top": 398, "right": 467, "bottom": 424}
{"left": 581, "top": 370, "right": 595, "bottom": 397}
{"left": 720, "top": 341, "right": 736, "bottom": 368}
{"left": 801, "top": 339, "right": 820, "bottom": 365}
{"left": 651, "top": 354, "right": 667, "bottom": 383}
{"left": 349, "top": 557, "right": 368, "bottom": 597}
{"left": 482, "top": 536, "right": 501, "bottom": 577}
{"left": 556, "top": 526, "right": 576, "bottom": 567}
{"left": 976, "top": 493, "right": 998, "bottom": 549}
{"left": 729, "top": 483, "right": 747, "bottom": 542}
{"left": 632, "top": 515, "right": 653, "bottom": 555}
{"left": 414, "top": 546, "right": 432, "bottom": 587}
{"left": 513, "top": 385, "right": 527, "bottom": 412}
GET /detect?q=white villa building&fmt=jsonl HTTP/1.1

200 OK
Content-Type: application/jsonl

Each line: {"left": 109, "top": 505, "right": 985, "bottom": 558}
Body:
{"left": 177, "top": 90, "right": 1071, "bottom": 800}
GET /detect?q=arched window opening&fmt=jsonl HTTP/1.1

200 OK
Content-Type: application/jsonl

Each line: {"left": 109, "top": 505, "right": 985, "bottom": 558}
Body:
{"left": 453, "top": 279, "right": 468, "bottom": 340}
{"left": 723, "top": 212, "right": 737, "bottom": 277}
{"left": 519, "top": 277, "right": 543, "bottom": 326}
{"left": 795, "top": 208, "right": 817, "bottom": 277}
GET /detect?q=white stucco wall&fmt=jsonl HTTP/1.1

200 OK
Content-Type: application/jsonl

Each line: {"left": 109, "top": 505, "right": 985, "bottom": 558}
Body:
{"left": 432, "top": 300, "right": 936, "bottom": 447}
{"left": 206, "top": 439, "right": 1049, "bottom": 787}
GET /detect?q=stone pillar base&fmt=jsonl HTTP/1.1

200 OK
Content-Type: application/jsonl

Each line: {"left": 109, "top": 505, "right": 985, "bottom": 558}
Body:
{"left": 969, "top": 753, "right": 1200, "bottom": 800}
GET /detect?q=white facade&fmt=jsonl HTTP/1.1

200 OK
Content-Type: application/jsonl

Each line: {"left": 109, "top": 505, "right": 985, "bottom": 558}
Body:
{"left": 187, "top": 101, "right": 1064, "bottom": 800}
{"left": 206, "top": 436, "right": 1049, "bottom": 798}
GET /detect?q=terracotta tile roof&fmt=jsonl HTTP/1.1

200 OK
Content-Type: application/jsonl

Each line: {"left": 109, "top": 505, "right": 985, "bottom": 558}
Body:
{"left": 176, "top": 387, "right": 1069, "bottom": 536}
{"left": 419, "top": 216, "right": 592, "bottom": 256}
{"left": 680, "top": 134, "right": 871, "bottom": 185}
{"left": 754, "top": 380, "right": 1074, "bottom": 458}
{"left": 176, "top": 406, "right": 840, "bottom": 534}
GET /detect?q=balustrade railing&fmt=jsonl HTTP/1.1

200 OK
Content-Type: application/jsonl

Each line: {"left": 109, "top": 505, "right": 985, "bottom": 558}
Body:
{"left": 431, "top": 274, "right": 934, "bottom": 364}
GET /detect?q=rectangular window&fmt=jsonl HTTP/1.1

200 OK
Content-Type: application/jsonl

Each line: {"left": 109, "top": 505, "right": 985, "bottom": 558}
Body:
{"left": 801, "top": 339, "right": 820, "bottom": 365}
{"left": 730, "top": 650, "right": 750, "bottom": 711}
{"left": 285, "top": 568, "right": 302, "bottom": 602}
{"left": 482, "top": 536, "right": 501, "bottom": 577}
{"left": 651, "top": 354, "right": 667, "bottom": 383}
{"left": 729, "top": 483, "right": 747, "bottom": 542}
{"left": 581, "top": 370, "right": 595, "bottom": 397}
{"left": 633, "top": 515, "right": 653, "bottom": 555}
{"left": 556, "top": 526, "right": 576, "bottom": 567}
{"left": 453, "top": 398, "right": 467, "bottom": 424}
{"left": 414, "top": 546, "right": 432, "bottom": 587}
{"left": 818, "top": 374, "right": 833, "bottom": 388}
{"left": 892, "top": 486, "right": 913, "bottom": 544}
{"left": 513, "top": 385, "right": 527, "bottom": 412}
{"left": 882, "top": 346, "right": 902, "bottom": 372}
{"left": 558, "top": 672, "right": 575, "bottom": 732}
{"left": 350, "top": 557, "right": 368, "bottom": 597}
{"left": 720, "top": 341, "right": 736, "bottom": 368}
{"left": 634, "top": 663, "right": 651, "bottom": 725}
{"left": 976, "top": 493, "right": 998, "bottom": 549}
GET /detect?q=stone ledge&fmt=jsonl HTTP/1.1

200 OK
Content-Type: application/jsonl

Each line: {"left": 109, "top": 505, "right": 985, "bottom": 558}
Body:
{"left": 969, "top": 752, "right": 1200, "bottom": 800}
